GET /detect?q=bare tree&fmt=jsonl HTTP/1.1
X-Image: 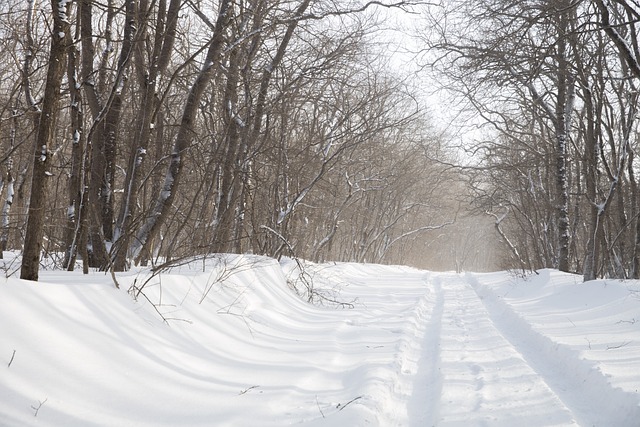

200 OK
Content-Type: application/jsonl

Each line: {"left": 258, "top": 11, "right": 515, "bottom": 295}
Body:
{"left": 126, "top": 0, "right": 233, "bottom": 265}
{"left": 111, "top": 0, "right": 183, "bottom": 270}
{"left": 422, "top": 0, "right": 640, "bottom": 279}
{"left": 20, "top": 0, "right": 72, "bottom": 280}
{"left": 0, "top": 0, "right": 457, "bottom": 275}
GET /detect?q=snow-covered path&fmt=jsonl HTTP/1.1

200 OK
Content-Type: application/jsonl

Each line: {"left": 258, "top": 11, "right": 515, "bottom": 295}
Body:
{"left": 1, "top": 258, "right": 639, "bottom": 426}
{"left": 302, "top": 266, "right": 640, "bottom": 426}
{"left": 412, "top": 273, "right": 576, "bottom": 426}
{"left": 412, "top": 273, "right": 640, "bottom": 426}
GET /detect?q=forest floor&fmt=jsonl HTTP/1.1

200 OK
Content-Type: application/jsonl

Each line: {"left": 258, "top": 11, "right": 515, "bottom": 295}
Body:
{"left": 1, "top": 255, "right": 639, "bottom": 426}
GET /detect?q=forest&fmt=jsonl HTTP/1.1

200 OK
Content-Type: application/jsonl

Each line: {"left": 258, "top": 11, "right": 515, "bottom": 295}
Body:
{"left": 1, "top": 0, "right": 640, "bottom": 281}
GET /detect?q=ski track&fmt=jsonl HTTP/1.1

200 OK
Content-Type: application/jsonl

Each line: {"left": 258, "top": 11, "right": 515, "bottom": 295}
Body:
{"left": 297, "top": 268, "right": 640, "bottom": 426}
{"left": 466, "top": 272, "right": 640, "bottom": 427}
{"left": 406, "top": 274, "right": 443, "bottom": 427}
{"left": 402, "top": 270, "right": 640, "bottom": 426}
{"left": 418, "top": 273, "right": 578, "bottom": 427}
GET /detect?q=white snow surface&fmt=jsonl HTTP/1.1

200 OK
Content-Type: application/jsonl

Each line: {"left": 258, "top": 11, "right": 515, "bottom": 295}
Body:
{"left": 1, "top": 255, "right": 639, "bottom": 426}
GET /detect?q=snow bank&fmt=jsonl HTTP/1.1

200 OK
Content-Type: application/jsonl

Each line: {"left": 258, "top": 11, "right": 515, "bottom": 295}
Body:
{"left": 1, "top": 258, "right": 638, "bottom": 426}
{"left": 0, "top": 256, "right": 431, "bottom": 426}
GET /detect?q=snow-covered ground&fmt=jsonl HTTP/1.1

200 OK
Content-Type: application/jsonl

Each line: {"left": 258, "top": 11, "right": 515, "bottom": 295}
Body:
{"left": 1, "top": 255, "right": 639, "bottom": 426}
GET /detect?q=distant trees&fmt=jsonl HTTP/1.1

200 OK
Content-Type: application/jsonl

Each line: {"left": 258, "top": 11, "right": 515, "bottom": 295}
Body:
{"left": 0, "top": 0, "right": 457, "bottom": 279}
{"left": 423, "top": 0, "right": 640, "bottom": 279}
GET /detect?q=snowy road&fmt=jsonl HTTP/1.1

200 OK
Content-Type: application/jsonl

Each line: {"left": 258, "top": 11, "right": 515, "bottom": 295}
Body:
{"left": 408, "top": 273, "right": 640, "bottom": 426}
{"left": 296, "top": 264, "right": 640, "bottom": 426}
{"left": 413, "top": 274, "right": 577, "bottom": 426}
{"left": 1, "top": 257, "right": 639, "bottom": 426}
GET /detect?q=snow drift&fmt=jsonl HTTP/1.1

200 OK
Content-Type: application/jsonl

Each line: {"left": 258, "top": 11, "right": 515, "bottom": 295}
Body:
{"left": 0, "top": 256, "right": 639, "bottom": 426}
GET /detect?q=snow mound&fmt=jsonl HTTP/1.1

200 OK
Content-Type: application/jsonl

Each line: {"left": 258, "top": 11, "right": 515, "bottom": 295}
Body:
{"left": 0, "top": 256, "right": 431, "bottom": 426}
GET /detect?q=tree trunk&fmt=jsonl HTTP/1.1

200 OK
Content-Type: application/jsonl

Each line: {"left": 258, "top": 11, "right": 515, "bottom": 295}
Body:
{"left": 62, "top": 32, "right": 85, "bottom": 271}
{"left": 582, "top": 89, "right": 600, "bottom": 281}
{"left": 21, "top": 0, "right": 71, "bottom": 280}
{"left": 211, "top": 46, "right": 243, "bottom": 253}
{"left": 1, "top": 100, "right": 19, "bottom": 259}
{"left": 554, "top": 6, "right": 572, "bottom": 272}
{"left": 84, "top": 0, "right": 137, "bottom": 270}
{"left": 112, "top": 0, "right": 182, "bottom": 270}
{"left": 131, "top": 0, "right": 232, "bottom": 261}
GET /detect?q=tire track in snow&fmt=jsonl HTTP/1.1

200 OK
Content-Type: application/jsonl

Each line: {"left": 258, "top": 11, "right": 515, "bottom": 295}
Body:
{"left": 407, "top": 274, "right": 444, "bottom": 427}
{"left": 467, "top": 273, "right": 640, "bottom": 427}
{"left": 433, "top": 273, "right": 577, "bottom": 426}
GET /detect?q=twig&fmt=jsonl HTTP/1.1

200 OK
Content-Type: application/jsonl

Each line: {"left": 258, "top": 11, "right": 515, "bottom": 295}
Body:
{"left": 238, "top": 385, "right": 259, "bottom": 395}
{"left": 31, "top": 398, "right": 47, "bottom": 417}
{"left": 217, "top": 309, "right": 255, "bottom": 338}
{"left": 135, "top": 286, "right": 169, "bottom": 325}
{"left": 164, "top": 317, "right": 193, "bottom": 324}
{"left": 8, "top": 349, "right": 15, "bottom": 367}
{"left": 336, "top": 396, "right": 362, "bottom": 411}
{"left": 606, "top": 341, "right": 631, "bottom": 350}
{"left": 316, "top": 395, "right": 325, "bottom": 418}
{"left": 108, "top": 265, "right": 121, "bottom": 289}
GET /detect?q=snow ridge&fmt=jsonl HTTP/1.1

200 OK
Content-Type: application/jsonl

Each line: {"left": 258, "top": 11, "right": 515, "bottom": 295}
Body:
{"left": 406, "top": 273, "right": 443, "bottom": 426}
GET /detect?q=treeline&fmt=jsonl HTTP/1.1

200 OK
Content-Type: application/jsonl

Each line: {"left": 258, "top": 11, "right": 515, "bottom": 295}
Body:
{"left": 424, "top": 0, "right": 640, "bottom": 280}
{"left": 0, "top": 0, "right": 462, "bottom": 279}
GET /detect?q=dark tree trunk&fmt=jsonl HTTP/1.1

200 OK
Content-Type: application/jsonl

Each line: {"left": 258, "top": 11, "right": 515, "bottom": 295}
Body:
{"left": 21, "top": 0, "right": 71, "bottom": 281}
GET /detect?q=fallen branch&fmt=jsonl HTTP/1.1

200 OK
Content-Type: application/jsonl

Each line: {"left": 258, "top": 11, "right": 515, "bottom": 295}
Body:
{"left": 238, "top": 385, "right": 259, "bottom": 395}
{"left": 337, "top": 396, "right": 362, "bottom": 411}
{"left": 131, "top": 284, "right": 169, "bottom": 325}
{"left": 31, "top": 398, "right": 47, "bottom": 417}
{"left": 8, "top": 349, "right": 15, "bottom": 367}
{"left": 606, "top": 341, "right": 631, "bottom": 350}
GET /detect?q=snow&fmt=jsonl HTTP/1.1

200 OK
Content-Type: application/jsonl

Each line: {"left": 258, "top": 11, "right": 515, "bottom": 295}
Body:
{"left": 0, "top": 256, "right": 639, "bottom": 426}
{"left": 56, "top": 0, "right": 70, "bottom": 24}
{"left": 66, "top": 204, "right": 74, "bottom": 220}
{"left": 135, "top": 148, "right": 146, "bottom": 166}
